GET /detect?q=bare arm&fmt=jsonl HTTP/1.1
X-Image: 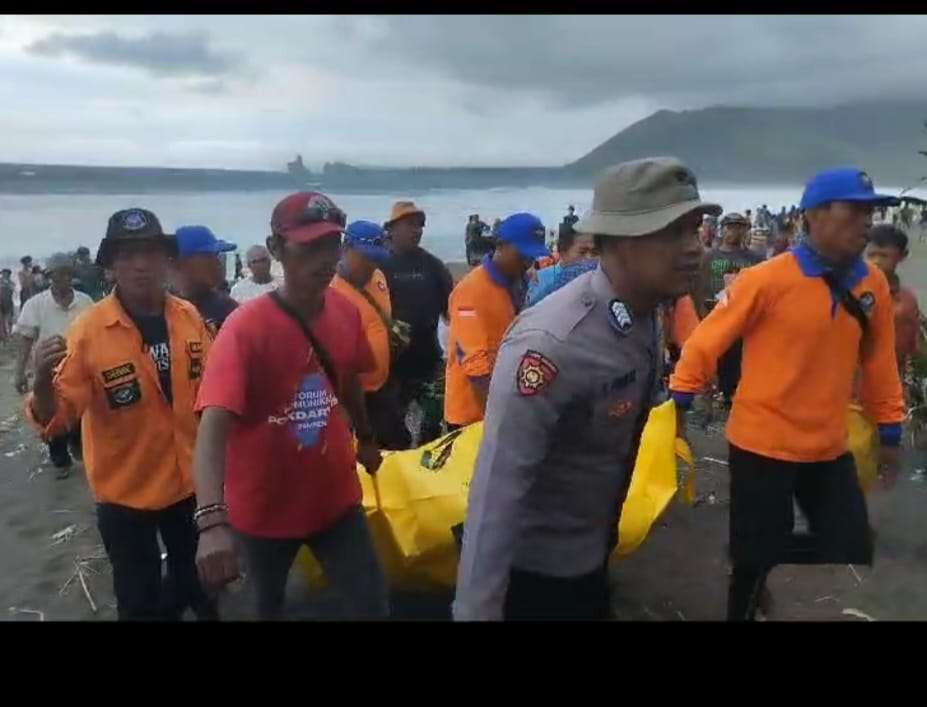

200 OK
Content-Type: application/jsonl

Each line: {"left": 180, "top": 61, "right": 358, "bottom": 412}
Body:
{"left": 340, "top": 370, "right": 382, "bottom": 474}
{"left": 192, "top": 406, "right": 234, "bottom": 508}
{"left": 14, "top": 334, "right": 35, "bottom": 393}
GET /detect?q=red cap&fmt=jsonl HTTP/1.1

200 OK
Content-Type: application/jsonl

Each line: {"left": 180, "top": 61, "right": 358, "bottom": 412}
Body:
{"left": 270, "top": 192, "right": 347, "bottom": 244}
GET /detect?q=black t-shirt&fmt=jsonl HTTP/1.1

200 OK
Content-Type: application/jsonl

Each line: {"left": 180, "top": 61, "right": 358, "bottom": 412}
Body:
{"left": 190, "top": 289, "right": 239, "bottom": 334}
{"left": 382, "top": 247, "right": 454, "bottom": 376}
{"left": 130, "top": 312, "right": 173, "bottom": 405}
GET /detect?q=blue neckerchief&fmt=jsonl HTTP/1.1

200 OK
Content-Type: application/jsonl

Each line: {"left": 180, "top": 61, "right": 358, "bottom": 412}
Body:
{"left": 481, "top": 254, "right": 526, "bottom": 312}
{"left": 790, "top": 242, "right": 868, "bottom": 316}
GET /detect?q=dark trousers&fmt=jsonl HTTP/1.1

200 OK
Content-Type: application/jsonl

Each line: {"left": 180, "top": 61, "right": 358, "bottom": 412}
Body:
{"left": 96, "top": 496, "right": 217, "bottom": 621}
{"left": 47, "top": 425, "right": 80, "bottom": 468}
{"left": 727, "top": 445, "right": 873, "bottom": 621}
{"left": 503, "top": 564, "right": 611, "bottom": 621}
{"left": 237, "top": 505, "right": 389, "bottom": 621}
{"left": 717, "top": 340, "right": 743, "bottom": 402}
{"left": 366, "top": 378, "right": 411, "bottom": 450}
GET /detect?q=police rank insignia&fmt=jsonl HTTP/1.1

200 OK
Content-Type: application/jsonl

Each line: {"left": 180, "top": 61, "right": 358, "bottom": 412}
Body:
{"left": 608, "top": 299, "right": 633, "bottom": 333}
{"left": 859, "top": 291, "right": 875, "bottom": 315}
{"left": 517, "top": 350, "right": 559, "bottom": 396}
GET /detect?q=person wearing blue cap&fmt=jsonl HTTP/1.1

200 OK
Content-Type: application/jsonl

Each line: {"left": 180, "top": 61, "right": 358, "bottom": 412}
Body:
{"left": 671, "top": 166, "right": 905, "bottom": 621}
{"left": 331, "top": 221, "right": 411, "bottom": 450}
{"left": 444, "top": 212, "right": 549, "bottom": 429}
{"left": 173, "top": 225, "right": 239, "bottom": 334}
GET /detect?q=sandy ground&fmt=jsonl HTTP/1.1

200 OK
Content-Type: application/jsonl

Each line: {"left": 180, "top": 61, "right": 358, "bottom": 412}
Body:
{"left": 2, "top": 249, "right": 926, "bottom": 622}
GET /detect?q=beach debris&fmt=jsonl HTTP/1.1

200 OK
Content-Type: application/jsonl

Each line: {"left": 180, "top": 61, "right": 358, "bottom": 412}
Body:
{"left": 848, "top": 564, "right": 863, "bottom": 585}
{"left": 8, "top": 606, "right": 45, "bottom": 621}
{"left": 50, "top": 523, "right": 88, "bottom": 546}
{"left": 0, "top": 413, "right": 20, "bottom": 434}
{"left": 701, "top": 457, "right": 729, "bottom": 467}
{"left": 814, "top": 595, "right": 836, "bottom": 603}
{"left": 842, "top": 608, "right": 876, "bottom": 622}
{"left": 4, "top": 442, "right": 28, "bottom": 458}
{"left": 909, "top": 468, "right": 926, "bottom": 482}
{"left": 60, "top": 552, "right": 107, "bottom": 613}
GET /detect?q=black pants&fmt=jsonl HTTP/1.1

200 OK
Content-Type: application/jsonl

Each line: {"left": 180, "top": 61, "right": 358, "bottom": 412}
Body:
{"left": 96, "top": 496, "right": 217, "bottom": 621}
{"left": 396, "top": 367, "right": 444, "bottom": 444}
{"left": 47, "top": 425, "right": 81, "bottom": 468}
{"left": 727, "top": 445, "right": 873, "bottom": 621}
{"left": 366, "top": 378, "right": 411, "bottom": 450}
{"left": 237, "top": 505, "right": 389, "bottom": 621}
{"left": 503, "top": 564, "right": 611, "bottom": 621}
{"left": 717, "top": 340, "right": 743, "bottom": 402}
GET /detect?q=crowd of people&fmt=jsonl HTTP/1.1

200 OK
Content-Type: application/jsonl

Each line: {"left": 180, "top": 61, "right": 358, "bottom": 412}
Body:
{"left": 8, "top": 157, "right": 924, "bottom": 621}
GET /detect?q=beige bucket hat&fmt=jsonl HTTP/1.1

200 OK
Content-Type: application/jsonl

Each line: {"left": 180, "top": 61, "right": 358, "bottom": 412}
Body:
{"left": 573, "top": 157, "right": 722, "bottom": 238}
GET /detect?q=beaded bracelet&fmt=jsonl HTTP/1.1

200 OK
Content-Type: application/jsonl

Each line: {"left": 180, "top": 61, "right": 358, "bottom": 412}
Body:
{"left": 193, "top": 503, "right": 229, "bottom": 522}
{"left": 197, "top": 520, "right": 230, "bottom": 535}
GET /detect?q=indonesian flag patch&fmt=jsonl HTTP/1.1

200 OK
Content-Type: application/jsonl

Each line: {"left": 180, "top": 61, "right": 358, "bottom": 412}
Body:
{"left": 517, "top": 350, "right": 559, "bottom": 396}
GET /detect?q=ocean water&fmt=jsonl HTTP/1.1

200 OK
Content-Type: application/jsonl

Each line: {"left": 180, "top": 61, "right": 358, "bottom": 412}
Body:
{"left": 0, "top": 183, "right": 918, "bottom": 266}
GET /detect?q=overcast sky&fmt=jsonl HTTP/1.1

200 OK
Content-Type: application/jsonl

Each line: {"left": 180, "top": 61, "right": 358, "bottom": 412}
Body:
{"left": 2, "top": 14, "right": 926, "bottom": 170}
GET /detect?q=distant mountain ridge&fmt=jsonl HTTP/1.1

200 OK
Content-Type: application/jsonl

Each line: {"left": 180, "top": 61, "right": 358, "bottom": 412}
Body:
{"left": 566, "top": 101, "right": 927, "bottom": 186}
{"left": 2, "top": 100, "right": 925, "bottom": 193}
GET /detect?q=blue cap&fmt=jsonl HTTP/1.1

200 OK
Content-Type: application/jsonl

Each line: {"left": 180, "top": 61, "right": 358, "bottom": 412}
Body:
{"left": 496, "top": 212, "right": 549, "bottom": 260}
{"left": 799, "top": 168, "right": 900, "bottom": 211}
{"left": 344, "top": 220, "right": 390, "bottom": 264}
{"left": 175, "top": 225, "right": 237, "bottom": 258}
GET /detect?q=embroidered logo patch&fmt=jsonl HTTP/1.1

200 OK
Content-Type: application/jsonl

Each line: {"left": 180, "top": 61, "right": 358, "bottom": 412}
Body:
{"left": 187, "top": 341, "right": 203, "bottom": 354}
{"left": 859, "top": 291, "right": 875, "bottom": 315}
{"left": 101, "top": 362, "right": 135, "bottom": 383}
{"left": 188, "top": 357, "right": 202, "bottom": 380}
{"left": 122, "top": 210, "right": 148, "bottom": 231}
{"left": 517, "top": 350, "right": 559, "bottom": 396}
{"left": 105, "top": 379, "right": 141, "bottom": 410}
{"left": 377, "top": 280, "right": 387, "bottom": 292}
{"left": 609, "top": 299, "right": 633, "bottom": 333}
{"left": 859, "top": 172, "right": 873, "bottom": 189}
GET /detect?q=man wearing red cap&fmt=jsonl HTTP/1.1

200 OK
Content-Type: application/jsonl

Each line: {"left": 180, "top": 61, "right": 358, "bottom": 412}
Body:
{"left": 192, "top": 192, "right": 389, "bottom": 620}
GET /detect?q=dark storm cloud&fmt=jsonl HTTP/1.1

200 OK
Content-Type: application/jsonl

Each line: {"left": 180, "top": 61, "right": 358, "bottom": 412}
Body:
{"left": 26, "top": 30, "right": 241, "bottom": 78}
{"left": 368, "top": 15, "right": 927, "bottom": 109}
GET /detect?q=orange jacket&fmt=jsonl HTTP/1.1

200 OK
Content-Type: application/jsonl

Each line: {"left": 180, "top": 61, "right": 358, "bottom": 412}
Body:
{"left": 445, "top": 259, "right": 519, "bottom": 425}
{"left": 330, "top": 269, "right": 391, "bottom": 393}
{"left": 670, "top": 294, "right": 700, "bottom": 348}
{"left": 670, "top": 249, "right": 904, "bottom": 462}
{"left": 26, "top": 294, "right": 211, "bottom": 510}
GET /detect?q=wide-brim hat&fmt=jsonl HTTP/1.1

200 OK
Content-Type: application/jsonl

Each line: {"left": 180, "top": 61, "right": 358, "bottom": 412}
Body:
{"left": 95, "top": 208, "right": 178, "bottom": 268}
{"left": 385, "top": 201, "right": 425, "bottom": 226}
{"left": 574, "top": 157, "right": 722, "bottom": 238}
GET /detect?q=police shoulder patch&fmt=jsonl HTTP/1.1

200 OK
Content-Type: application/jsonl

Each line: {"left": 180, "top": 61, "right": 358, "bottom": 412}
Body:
{"left": 517, "top": 350, "right": 559, "bottom": 396}
{"left": 608, "top": 299, "right": 633, "bottom": 333}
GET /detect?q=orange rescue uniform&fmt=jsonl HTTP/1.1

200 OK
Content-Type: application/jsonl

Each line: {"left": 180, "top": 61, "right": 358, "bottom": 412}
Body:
{"left": 330, "top": 269, "right": 392, "bottom": 393}
{"left": 670, "top": 250, "right": 904, "bottom": 462}
{"left": 26, "top": 294, "right": 211, "bottom": 510}
{"left": 445, "top": 258, "right": 520, "bottom": 426}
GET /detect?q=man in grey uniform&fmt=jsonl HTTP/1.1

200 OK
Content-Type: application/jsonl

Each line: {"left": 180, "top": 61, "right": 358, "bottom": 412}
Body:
{"left": 453, "top": 157, "right": 719, "bottom": 621}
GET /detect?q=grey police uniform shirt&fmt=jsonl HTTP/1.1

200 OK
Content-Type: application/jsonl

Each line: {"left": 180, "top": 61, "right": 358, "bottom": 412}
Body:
{"left": 453, "top": 264, "right": 663, "bottom": 621}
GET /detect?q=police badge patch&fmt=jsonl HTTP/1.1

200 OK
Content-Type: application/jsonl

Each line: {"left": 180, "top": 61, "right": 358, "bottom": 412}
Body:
{"left": 859, "top": 291, "right": 875, "bottom": 315}
{"left": 517, "top": 350, "right": 559, "bottom": 396}
{"left": 608, "top": 299, "right": 633, "bottom": 333}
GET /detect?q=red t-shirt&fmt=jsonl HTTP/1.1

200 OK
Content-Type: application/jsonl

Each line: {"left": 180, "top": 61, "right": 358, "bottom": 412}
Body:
{"left": 195, "top": 290, "right": 375, "bottom": 538}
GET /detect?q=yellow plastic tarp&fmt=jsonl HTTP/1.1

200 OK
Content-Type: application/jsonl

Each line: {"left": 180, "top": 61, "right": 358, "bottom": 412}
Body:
{"left": 298, "top": 400, "right": 694, "bottom": 592}
{"left": 848, "top": 404, "right": 879, "bottom": 493}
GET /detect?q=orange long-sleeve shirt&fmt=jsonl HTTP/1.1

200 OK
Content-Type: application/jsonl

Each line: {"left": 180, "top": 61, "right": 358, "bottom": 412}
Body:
{"left": 670, "top": 247, "right": 904, "bottom": 462}
{"left": 445, "top": 257, "right": 521, "bottom": 426}
{"left": 330, "top": 269, "right": 392, "bottom": 393}
{"left": 26, "top": 294, "right": 211, "bottom": 510}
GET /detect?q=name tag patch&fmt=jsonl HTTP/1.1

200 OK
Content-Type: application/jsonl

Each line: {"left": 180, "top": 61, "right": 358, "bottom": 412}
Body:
{"left": 101, "top": 362, "right": 136, "bottom": 383}
{"left": 105, "top": 379, "right": 142, "bottom": 410}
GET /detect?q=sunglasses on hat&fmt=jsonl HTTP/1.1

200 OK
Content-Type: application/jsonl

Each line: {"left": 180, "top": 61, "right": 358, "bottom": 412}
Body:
{"left": 295, "top": 202, "right": 347, "bottom": 229}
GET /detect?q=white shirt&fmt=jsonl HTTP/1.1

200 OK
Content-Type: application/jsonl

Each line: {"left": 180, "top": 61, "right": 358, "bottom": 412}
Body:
{"left": 230, "top": 276, "right": 279, "bottom": 303}
{"left": 13, "top": 288, "right": 94, "bottom": 341}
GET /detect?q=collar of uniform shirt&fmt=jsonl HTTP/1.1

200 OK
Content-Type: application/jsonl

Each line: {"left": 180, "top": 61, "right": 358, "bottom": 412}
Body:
{"left": 481, "top": 253, "right": 527, "bottom": 310}
{"left": 791, "top": 241, "right": 867, "bottom": 292}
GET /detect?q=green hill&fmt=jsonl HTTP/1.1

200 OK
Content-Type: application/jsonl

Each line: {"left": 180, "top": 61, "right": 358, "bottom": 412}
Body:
{"left": 566, "top": 102, "right": 927, "bottom": 186}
